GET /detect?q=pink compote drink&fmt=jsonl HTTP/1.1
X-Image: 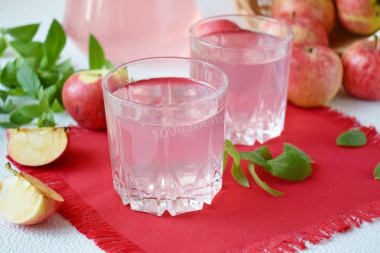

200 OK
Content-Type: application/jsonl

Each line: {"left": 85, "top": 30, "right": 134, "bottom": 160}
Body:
{"left": 106, "top": 77, "right": 225, "bottom": 216}
{"left": 190, "top": 16, "right": 293, "bottom": 145}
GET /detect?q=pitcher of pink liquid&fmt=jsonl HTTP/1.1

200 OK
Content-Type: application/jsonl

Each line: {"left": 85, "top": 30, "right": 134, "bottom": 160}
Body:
{"left": 63, "top": 0, "right": 201, "bottom": 64}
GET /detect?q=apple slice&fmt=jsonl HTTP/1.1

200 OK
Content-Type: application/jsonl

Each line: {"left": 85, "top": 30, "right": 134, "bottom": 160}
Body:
{"left": 7, "top": 127, "right": 69, "bottom": 166}
{"left": 0, "top": 163, "right": 64, "bottom": 225}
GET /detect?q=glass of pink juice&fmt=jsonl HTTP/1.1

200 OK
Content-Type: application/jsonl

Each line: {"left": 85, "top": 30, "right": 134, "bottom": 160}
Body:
{"left": 102, "top": 57, "right": 227, "bottom": 216}
{"left": 63, "top": 0, "right": 201, "bottom": 64}
{"left": 190, "top": 15, "right": 293, "bottom": 145}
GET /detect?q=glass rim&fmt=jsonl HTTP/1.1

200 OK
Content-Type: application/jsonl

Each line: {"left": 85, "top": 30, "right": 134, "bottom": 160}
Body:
{"left": 102, "top": 57, "right": 228, "bottom": 109}
{"left": 189, "top": 14, "right": 294, "bottom": 51}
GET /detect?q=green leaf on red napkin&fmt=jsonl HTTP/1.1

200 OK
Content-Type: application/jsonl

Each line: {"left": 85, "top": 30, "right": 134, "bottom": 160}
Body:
{"left": 336, "top": 129, "right": 367, "bottom": 147}
{"left": 224, "top": 140, "right": 313, "bottom": 195}
{"left": 374, "top": 163, "right": 380, "bottom": 180}
{"left": 248, "top": 163, "right": 283, "bottom": 196}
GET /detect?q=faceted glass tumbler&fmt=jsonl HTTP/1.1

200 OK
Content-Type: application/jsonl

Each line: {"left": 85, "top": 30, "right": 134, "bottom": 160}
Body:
{"left": 102, "top": 57, "right": 227, "bottom": 216}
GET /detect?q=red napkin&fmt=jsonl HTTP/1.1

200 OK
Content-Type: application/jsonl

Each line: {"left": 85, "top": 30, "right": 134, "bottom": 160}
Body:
{"left": 12, "top": 104, "right": 380, "bottom": 253}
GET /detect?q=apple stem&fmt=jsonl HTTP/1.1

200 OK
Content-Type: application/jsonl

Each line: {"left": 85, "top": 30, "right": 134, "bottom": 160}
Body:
{"left": 5, "top": 162, "right": 18, "bottom": 176}
{"left": 375, "top": 35, "right": 378, "bottom": 50}
{"left": 308, "top": 47, "right": 314, "bottom": 53}
{"left": 292, "top": 12, "right": 296, "bottom": 20}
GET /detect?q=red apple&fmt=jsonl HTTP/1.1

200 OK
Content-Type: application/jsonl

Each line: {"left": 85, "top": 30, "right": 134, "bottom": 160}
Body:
{"left": 287, "top": 45, "right": 343, "bottom": 108}
{"left": 336, "top": 0, "right": 380, "bottom": 35}
{"left": 341, "top": 36, "right": 380, "bottom": 100}
{"left": 192, "top": 19, "right": 241, "bottom": 37}
{"left": 0, "top": 163, "right": 64, "bottom": 225}
{"left": 271, "top": 0, "right": 336, "bottom": 33}
{"left": 7, "top": 127, "right": 69, "bottom": 167}
{"left": 277, "top": 15, "right": 329, "bottom": 46}
{"left": 62, "top": 70, "right": 108, "bottom": 130}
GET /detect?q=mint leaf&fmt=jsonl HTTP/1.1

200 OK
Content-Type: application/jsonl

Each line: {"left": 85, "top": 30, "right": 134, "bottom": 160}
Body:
{"left": 6, "top": 87, "right": 26, "bottom": 96}
{"left": 38, "top": 70, "right": 59, "bottom": 86}
{"left": 89, "top": 34, "right": 105, "bottom": 69}
{"left": 6, "top": 23, "right": 39, "bottom": 42}
{"left": 223, "top": 150, "right": 228, "bottom": 172}
{"left": 337, "top": 130, "right": 367, "bottom": 147}
{"left": 0, "top": 121, "right": 19, "bottom": 128}
{"left": 10, "top": 41, "right": 43, "bottom": 62}
{"left": 267, "top": 152, "right": 312, "bottom": 181}
{"left": 1, "top": 61, "right": 18, "bottom": 87}
{"left": 254, "top": 146, "right": 272, "bottom": 160}
{"left": 9, "top": 110, "right": 33, "bottom": 125}
{"left": 224, "top": 139, "right": 240, "bottom": 167}
{"left": 38, "top": 88, "right": 50, "bottom": 112}
{"left": 231, "top": 163, "right": 250, "bottom": 188}
{"left": 36, "top": 112, "right": 55, "bottom": 127}
{"left": 283, "top": 143, "right": 313, "bottom": 163}
{"left": 51, "top": 99, "right": 64, "bottom": 112}
{"left": 239, "top": 151, "right": 269, "bottom": 169}
{"left": 41, "top": 19, "right": 66, "bottom": 69}
{"left": 0, "top": 36, "right": 7, "bottom": 56}
{"left": 18, "top": 104, "right": 42, "bottom": 118}
{"left": 0, "top": 99, "right": 14, "bottom": 113}
{"left": 16, "top": 65, "right": 41, "bottom": 98}
{"left": 56, "top": 59, "right": 74, "bottom": 75}
{"left": 248, "top": 163, "right": 283, "bottom": 196}
{"left": 374, "top": 163, "right": 380, "bottom": 180}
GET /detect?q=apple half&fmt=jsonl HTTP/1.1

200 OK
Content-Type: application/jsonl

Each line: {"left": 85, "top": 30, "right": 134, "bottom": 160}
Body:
{"left": 7, "top": 127, "right": 69, "bottom": 166}
{"left": 0, "top": 163, "right": 64, "bottom": 225}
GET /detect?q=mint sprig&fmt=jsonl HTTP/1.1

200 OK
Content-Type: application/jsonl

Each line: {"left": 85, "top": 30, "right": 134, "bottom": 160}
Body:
{"left": 0, "top": 21, "right": 112, "bottom": 128}
{"left": 224, "top": 140, "right": 313, "bottom": 196}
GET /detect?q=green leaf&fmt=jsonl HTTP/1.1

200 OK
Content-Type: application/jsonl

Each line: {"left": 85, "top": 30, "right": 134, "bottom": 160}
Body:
{"left": 239, "top": 151, "right": 269, "bottom": 169}
{"left": 44, "top": 85, "right": 57, "bottom": 103}
{"left": 231, "top": 163, "right": 250, "bottom": 188}
{"left": 18, "top": 104, "right": 43, "bottom": 118}
{"left": 6, "top": 23, "right": 39, "bottom": 42}
{"left": 0, "top": 99, "right": 14, "bottom": 113}
{"left": 51, "top": 99, "right": 64, "bottom": 113}
{"left": 38, "top": 88, "right": 50, "bottom": 113}
{"left": 6, "top": 87, "right": 26, "bottom": 96}
{"left": 89, "top": 34, "right": 105, "bottom": 69}
{"left": 248, "top": 163, "right": 283, "bottom": 196}
{"left": 254, "top": 146, "right": 273, "bottom": 160}
{"left": 224, "top": 139, "right": 240, "bottom": 166}
{"left": 0, "top": 121, "right": 20, "bottom": 128}
{"left": 9, "top": 110, "right": 33, "bottom": 125}
{"left": 1, "top": 61, "right": 18, "bottom": 87}
{"left": 36, "top": 112, "right": 55, "bottom": 127}
{"left": 0, "top": 36, "right": 7, "bottom": 56}
{"left": 16, "top": 65, "right": 41, "bottom": 98}
{"left": 56, "top": 59, "right": 74, "bottom": 75}
{"left": 0, "top": 90, "right": 7, "bottom": 102}
{"left": 42, "top": 19, "right": 66, "bottom": 69}
{"left": 38, "top": 70, "right": 59, "bottom": 86}
{"left": 374, "top": 163, "right": 380, "bottom": 180}
{"left": 267, "top": 152, "right": 312, "bottom": 181}
{"left": 223, "top": 150, "right": 228, "bottom": 172}
{"left": 283, "top": 143, "right": 313, "bottom": 163}
{"left": 336, "top": 130, "right": 367, "bottom": 147}
{"left": 10, "top": 41, "right": 43, "bottom": 60}
{"left": 104, "top": 59, "right": 114, "bottom": 69}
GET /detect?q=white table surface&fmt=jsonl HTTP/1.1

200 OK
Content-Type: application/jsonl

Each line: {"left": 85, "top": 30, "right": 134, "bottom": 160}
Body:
{"left": 0, "top": 0, "right": 380, "bottom": 252}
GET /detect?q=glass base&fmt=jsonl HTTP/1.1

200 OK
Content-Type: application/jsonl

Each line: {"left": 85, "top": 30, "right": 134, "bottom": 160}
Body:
{"left": 113, "top": 174, "right": 222, "bottom": 216}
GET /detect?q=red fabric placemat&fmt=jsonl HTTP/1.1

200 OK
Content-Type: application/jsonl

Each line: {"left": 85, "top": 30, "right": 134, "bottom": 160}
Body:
{"left": 10, "top": 104, "right": 380, "bottom": 253}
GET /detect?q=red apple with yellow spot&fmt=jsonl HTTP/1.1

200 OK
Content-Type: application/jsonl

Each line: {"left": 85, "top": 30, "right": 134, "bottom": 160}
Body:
{"left": 288, "top": 44, "right": 343, "bottom": 108}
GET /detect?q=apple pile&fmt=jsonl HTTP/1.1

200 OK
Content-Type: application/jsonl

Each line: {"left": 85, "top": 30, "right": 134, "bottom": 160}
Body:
{"left": 271, "top": 0, "right": 380, "bottom": 107}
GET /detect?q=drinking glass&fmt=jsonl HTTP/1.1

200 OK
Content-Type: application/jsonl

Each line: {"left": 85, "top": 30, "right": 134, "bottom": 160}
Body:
{"left": 63, "top": 0, "right": 201, "bottom": 64}
{"left": 102, "top": 57, "right": 227, "bottom": 216}
{"left": 190, "top": 15, "right": 293, "bottom": 145}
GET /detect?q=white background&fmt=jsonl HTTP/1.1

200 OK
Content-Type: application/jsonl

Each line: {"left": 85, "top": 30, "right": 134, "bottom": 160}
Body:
{"left": 0, "top": 0, "right": 380, "bottom": 252}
